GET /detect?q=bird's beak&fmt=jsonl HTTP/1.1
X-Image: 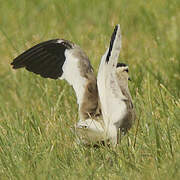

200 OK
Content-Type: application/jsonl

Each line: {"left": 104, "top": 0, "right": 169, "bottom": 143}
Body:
{"left": 128, "top": 77, "right": 131, "bottom": 81}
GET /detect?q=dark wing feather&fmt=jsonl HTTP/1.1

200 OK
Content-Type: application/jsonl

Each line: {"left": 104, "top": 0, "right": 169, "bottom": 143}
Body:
{"left": 11, "top": 39, "right": 73, "bottom": 79}
{"left": 106, "top": 25, "right": 118, "bottom": 63}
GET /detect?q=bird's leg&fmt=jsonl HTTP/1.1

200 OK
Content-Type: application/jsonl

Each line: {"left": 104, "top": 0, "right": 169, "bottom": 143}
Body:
{"left": 117, "top": 128, "right": 122, "bottom": 144}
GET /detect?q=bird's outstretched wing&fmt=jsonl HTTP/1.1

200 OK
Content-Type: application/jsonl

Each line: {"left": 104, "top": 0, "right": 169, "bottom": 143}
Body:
{"left": 97, "top": 25, "right": 127, "bottom": 140}
{"left": 11, "top": 39, "right": 72, "bottom": 79}
{"left": 11, "top": 39, "right": 98, "bottom": 120}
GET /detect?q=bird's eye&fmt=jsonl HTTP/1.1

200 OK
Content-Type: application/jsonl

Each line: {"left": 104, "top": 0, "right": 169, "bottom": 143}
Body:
{"left": 124, "top": 69, "right": 129, "bottom": 73}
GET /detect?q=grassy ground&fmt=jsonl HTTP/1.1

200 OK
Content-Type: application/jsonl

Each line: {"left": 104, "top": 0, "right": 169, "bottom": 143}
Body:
{"left": 0, "top": 0, "right": 179, "bottom": 179}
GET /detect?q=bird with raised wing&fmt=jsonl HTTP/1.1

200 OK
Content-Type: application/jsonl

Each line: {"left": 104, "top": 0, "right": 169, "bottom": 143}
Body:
{"left": 11, "top": 24, "right": 135, "bottom": 146}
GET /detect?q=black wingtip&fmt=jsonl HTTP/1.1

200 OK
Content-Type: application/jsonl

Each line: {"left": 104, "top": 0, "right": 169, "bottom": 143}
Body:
{"left": 11, "top": 39, "right": 60, "bottom": 69}
{"left": 11, "top": 61, "right": 22, "bottom": 69}
{"left": 11, "top": 61, "right": 21, "bottom": 69}
{"left": 106, "top": 25, "right": 119, "bottom": 63}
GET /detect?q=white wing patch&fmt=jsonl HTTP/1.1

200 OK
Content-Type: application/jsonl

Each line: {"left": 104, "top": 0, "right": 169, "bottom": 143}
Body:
{"left": 60, "top": 49, "right": 87, "bottom": 106}
{"left": 97, "top": 59, "right": 127, "bottom": 127}
{"left": 97, "top": 25, "right": 127, "bottom": 135}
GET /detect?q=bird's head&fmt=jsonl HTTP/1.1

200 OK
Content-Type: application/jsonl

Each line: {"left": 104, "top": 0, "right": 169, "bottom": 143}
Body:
{"left": 116, "top": 63, "right": 131, "bottom": 82}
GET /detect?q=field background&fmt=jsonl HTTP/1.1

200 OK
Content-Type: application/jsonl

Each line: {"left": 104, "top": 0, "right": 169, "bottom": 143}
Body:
{"left": 0, "top": 0, "right": 179, "bottom": 179}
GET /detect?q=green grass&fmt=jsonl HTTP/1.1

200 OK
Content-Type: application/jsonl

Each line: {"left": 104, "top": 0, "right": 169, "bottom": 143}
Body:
{"left": 0, "top": 0, "right": 179, "bottom": 179}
